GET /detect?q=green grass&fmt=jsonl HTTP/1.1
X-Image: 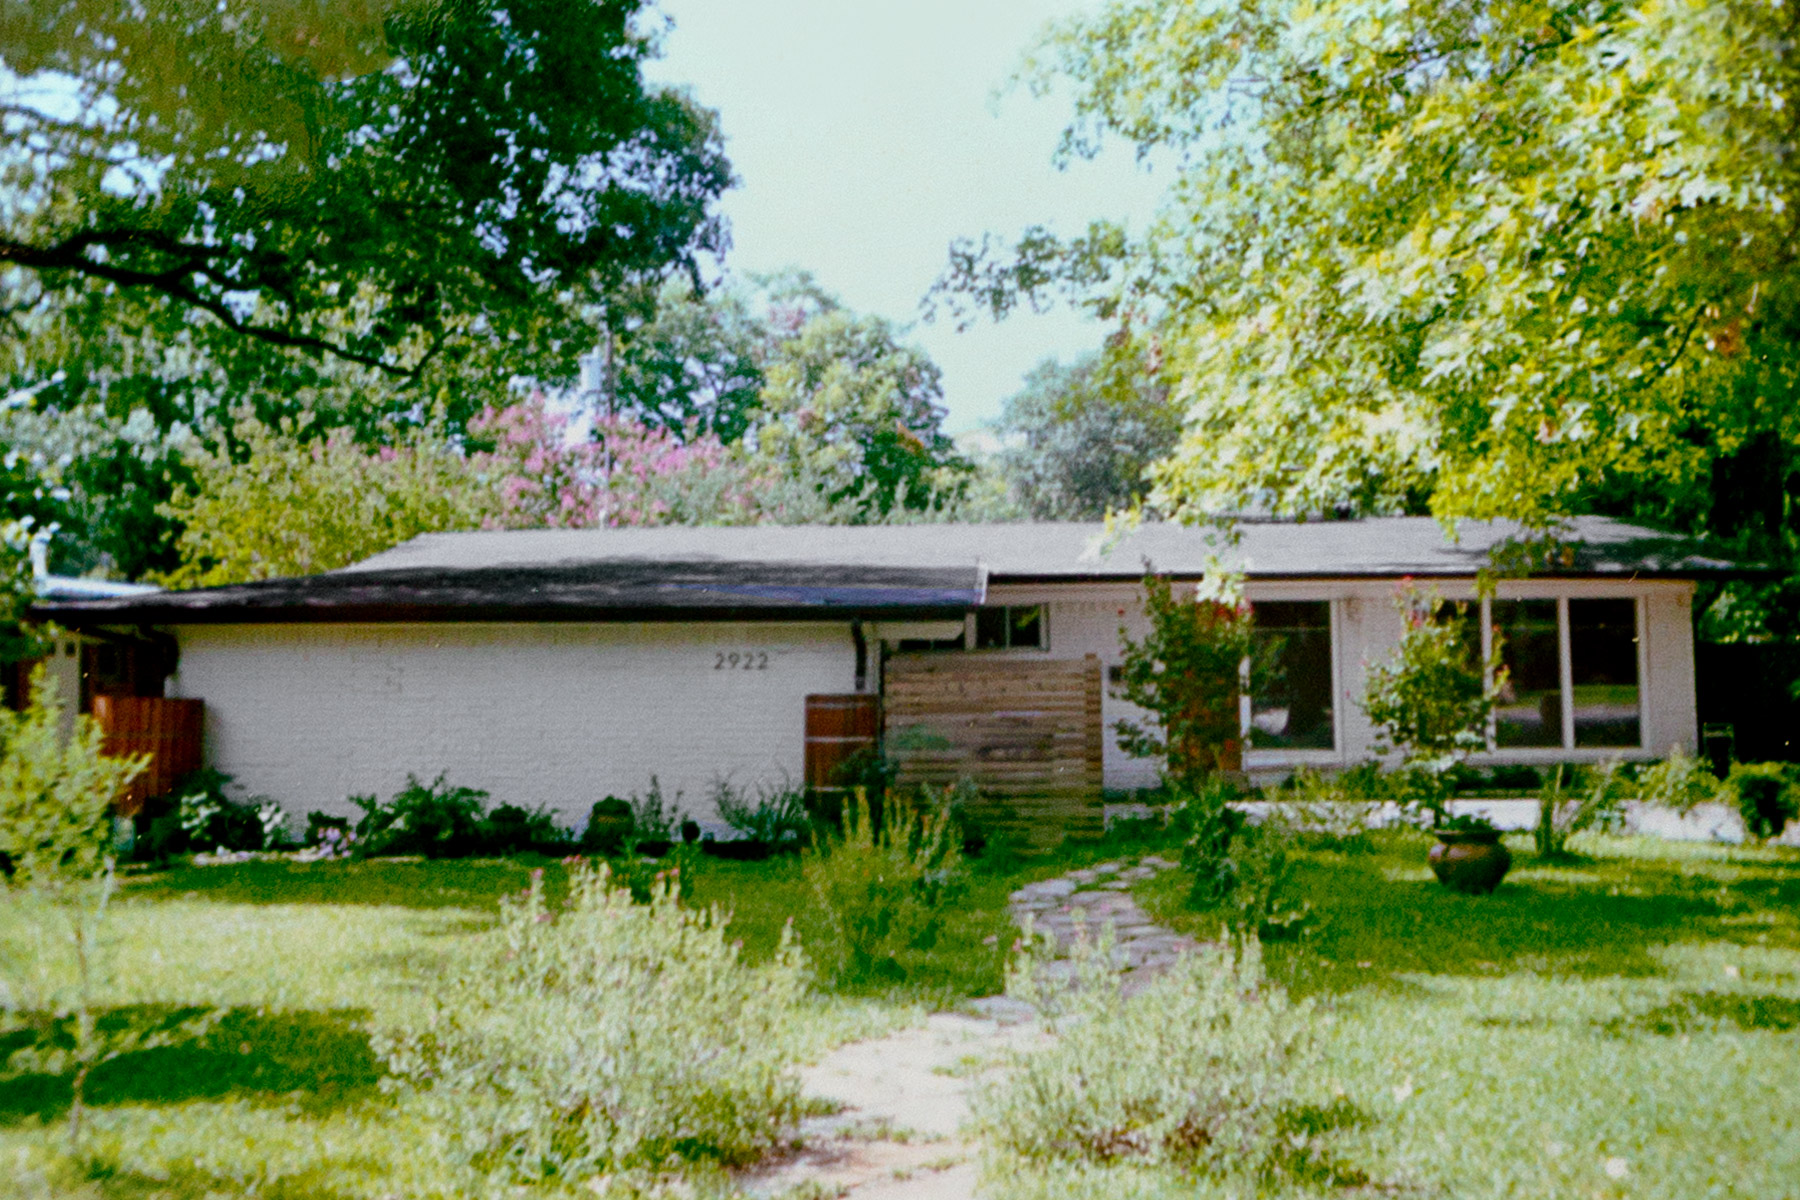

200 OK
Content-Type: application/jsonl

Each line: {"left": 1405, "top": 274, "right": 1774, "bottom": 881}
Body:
{"left": 0, "top": 842, "right": 1089, "bottom": 1198}
{"left": 1016, "top": 830, "right": 1800, "bottom": 1200}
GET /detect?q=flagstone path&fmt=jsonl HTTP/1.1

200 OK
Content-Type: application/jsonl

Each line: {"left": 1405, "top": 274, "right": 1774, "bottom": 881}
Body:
{"left": 739, "top": 854, "right": 1191, "bottom": 1199}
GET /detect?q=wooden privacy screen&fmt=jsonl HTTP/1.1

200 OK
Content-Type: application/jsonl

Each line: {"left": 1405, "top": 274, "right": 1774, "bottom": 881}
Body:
{"left": 884, "top": 653, "right": 1104, "bottom": 844}
{"left": 805, "top": 693, "right": 881, "bottom": 791}
{"left": 91, "top": 696, "right": 204, "bottom": 818}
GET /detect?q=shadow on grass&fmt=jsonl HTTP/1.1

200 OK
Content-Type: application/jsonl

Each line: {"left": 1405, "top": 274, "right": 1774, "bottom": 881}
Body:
{"left": 1603, "top": 990, "right": 1800, "bottom": 1036}
{"left": 0, "top": 1005, "right": 384, "bottom": 1124}
{"left": 1266, "top": 1098, "right": 1381, "bottom": 1190}
{"left": 120, "top": 857, "right": 571, "bottom": 911}
{"left": 76, "top": 1159, "right": 374, "bottom": 1200}
{"left": 1217, "top": 836, "right": 1800, "bottom": 994}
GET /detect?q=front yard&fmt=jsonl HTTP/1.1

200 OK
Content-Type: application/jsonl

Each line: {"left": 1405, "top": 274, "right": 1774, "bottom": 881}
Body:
{"left": 3, "top": 831, "right": 1797, "bottom": 1199}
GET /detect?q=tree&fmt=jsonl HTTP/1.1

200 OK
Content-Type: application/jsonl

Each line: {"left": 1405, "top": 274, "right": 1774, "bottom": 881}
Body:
{"left": 610, "top": 278, "right": 768, "bottom": 443}
{"left": 157, "top": 415, "right": 493, "bottom": 587}
{"left": 1, "top": 0, "right": 734, "bottom": 577}
{"left": 996, "top": 351, "right": 1181, "bottom": 519}
{"left": 945, "top": 0, "right": 1800, "bottom": 633}
{"left": 1361, "top": 589, "right": 1499, "bottom": 783}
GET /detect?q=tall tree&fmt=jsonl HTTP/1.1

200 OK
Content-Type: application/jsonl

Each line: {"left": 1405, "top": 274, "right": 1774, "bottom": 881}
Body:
{"left": 944, "top": 0, "right": 1800, "bottom": 634}
{"left": 0, "top": 0, "right": 733, "bottom": 576}
{"left": 996, "top": 351, "right": 1181, "bottom": 519}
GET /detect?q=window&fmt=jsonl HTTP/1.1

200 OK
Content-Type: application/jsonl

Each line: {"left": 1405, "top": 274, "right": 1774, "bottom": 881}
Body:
{"left": 975, "top": 605, "right": 1045, "bottom": 650}
{"left": 1489, "top": 597, "right": 1641, "bottom": 750}
{"left": 1249, "top": 601, "right": 1335, "bottom": 750}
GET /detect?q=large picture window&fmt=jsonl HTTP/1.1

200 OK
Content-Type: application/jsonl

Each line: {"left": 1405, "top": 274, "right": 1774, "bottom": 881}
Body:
{"left": 1249, "top": 600, "right": 1335, "bottom": 751}
{"left": 1489, "top": 597, "right": 1641, "bottom": 751}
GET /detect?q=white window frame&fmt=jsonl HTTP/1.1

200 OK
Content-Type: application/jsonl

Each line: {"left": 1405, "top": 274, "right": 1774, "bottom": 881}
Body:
{"left": 1482, "top": 594, "right": 1646, "bottom": 755}
{"left": 1242, "top": 597, "right": 1343, "bottom": 764}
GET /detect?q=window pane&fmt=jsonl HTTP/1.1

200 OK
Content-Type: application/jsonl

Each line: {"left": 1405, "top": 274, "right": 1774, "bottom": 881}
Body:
{"left": 1250, "top": 601, "right": 1334, "bottom": 750}
{"left": 974, "top": 608, "right": 1007, "bottom": 649}
{"left": 1571, "top": 598, "right": 1640, "bottom": 747}
{"left": 1009, "top": 605, "right": 1044, "bottom": 649}
{"left": 1494, "top": 600, "right": 1561, "bottom": 747}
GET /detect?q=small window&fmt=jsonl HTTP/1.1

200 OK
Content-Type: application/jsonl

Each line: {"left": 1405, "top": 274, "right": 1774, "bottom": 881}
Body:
{"left": 975, "top": 605, "right": 1045, "bottom": 650}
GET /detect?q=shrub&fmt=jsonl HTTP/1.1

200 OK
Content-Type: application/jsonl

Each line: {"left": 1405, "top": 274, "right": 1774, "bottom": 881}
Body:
{"left": 1534, "top": 761, "right": 1631, "bottom": 858}
{"left": 1639, "top": 751, "right": 1724, "bottom": 815}
{"left": 711, "top": 778, "right": 811, "bottom": 848}
{"left": 140, "top": 770, "right": 291, "bottom": 857}
{"left": 581, "top": 796, "right": 635, "bottom": 855}
{"left": 377, "top": 862, "right": 809, "bottom": 1184}
{"left": 478, "top": 804, "right": 568, "bottom": 855}
{"left": 979, "top": 936, "right": 1316, "bottom": 1172}
{"left": 352, "top": 774, "right": 488, "bottom": 858}
{"left": 1362, "top": 588, "right": 1499, "bottom": 806}
{"left": 803, "top": 790, "right": 964, "bottom": 984}
{"left": 1112, "top": 570, "right": 1257, "bottom": 789}
{"left": 1725, "top": 762, "right": 1800, "bottom": 841}
{"left": 627, "top": 776, "right": 683, "bottom": 847}
{"left": 1168, "top": 776, "right": 1247, "bottom": 904}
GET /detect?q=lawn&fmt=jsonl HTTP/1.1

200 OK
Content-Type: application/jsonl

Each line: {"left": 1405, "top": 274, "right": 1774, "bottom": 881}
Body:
{"left": 1075, "top": 830, "right": 1800, "bottom": 1200}
{"left": 0, "top": 845, "right": 1079, "bottom": 1199}
{"left": 5, "top": 832, "right": 1797, "bottom": 1199}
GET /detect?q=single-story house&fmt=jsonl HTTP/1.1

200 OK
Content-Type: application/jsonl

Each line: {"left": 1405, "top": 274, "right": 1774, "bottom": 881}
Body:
{"left": 31, "top": 517, "right": 1738, "bottom": 838}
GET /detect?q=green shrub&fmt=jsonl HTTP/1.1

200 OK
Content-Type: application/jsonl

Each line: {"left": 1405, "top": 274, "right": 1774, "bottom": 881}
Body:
{"left": 1639, "top": 751, "right": 1724, "bottom": 814}
{"left": 377, "top": 862, "right": 808, "bottom": 1184}
{"left": 1273, "top": 768, "right": 1385, "bottom": 852}
{"left": 1361, "top": 589, "right": 1498, "bottom": 801}
{"left": 627, "top": 776, "right": 683, "bottom": 848}
{"left": 478, "top": 803, "right": 568, "bottom": 855}
{"left": 1167, "top": 777, "right": 1248, "bottom": 904}
{"left": 803, "top": 790, "right": 964, "bottom": 984}
{"left": 1725, "top": 762, "right": 1800, "bottom": 841}
{"left": 711, "top": 778, "right": 811, "bottom": 848}
{"left": 1535, "top": 761, "right": 1630, "bottom": 858}
{"left": 581, "top": 796, "right": 635, "bottom": 854}
{"left": 140, "top": 770, "right": 290, "bottom": 857}
{"left": 980, "top": 936, "right": 1316, "bottom": 1172}
{"left": 352, "top": 774, "right": 488, "bottom": 858}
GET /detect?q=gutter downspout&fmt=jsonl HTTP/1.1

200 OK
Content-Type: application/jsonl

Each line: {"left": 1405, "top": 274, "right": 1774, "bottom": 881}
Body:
{"left": 851, "top": 619, "right": 868, "bottom": 694}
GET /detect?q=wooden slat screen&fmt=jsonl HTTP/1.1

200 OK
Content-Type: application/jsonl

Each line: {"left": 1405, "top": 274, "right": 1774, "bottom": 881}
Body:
{"left": 91, "top": 696, "right": 204, "bottom": 817}
{"left": 884, "top": 653, "right": 1104, "bottom": 844}
{"left": 804, "top": 693, "right": 881, "bottom": 791}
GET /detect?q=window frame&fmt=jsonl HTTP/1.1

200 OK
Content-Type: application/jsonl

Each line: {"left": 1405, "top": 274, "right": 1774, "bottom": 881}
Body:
{"left": 969, "top": 604, "right": 1049, "bottom": 652}
{"left": 1241, "top": 597, "right": 1344, "bottom": 763}
{"left": 1483, "top": 594, "right": 1646, "bottom": 754}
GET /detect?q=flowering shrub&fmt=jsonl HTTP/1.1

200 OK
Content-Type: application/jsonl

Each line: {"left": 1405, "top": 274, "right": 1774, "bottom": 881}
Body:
{"left": 378, "top": 862, "right": 809, "bottom": 1184}
{"left": 980, "top": 935, "right": 1316, "bottom": 1172}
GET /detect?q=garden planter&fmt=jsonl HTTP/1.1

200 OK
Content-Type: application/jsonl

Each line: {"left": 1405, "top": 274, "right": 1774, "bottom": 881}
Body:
{"left": 1428, "top": 829, "right": 1512, "bottom": 894}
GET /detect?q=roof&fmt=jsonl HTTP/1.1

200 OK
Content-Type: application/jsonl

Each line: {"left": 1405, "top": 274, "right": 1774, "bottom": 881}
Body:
{"left": 32, "top": 516, "right": 1738, "bottom": 629}
{"left": 32, "top": 560, "right": 985, "bottom": 627}
{"left": 345, "top": 516, "right": 1735, "bottom": 581}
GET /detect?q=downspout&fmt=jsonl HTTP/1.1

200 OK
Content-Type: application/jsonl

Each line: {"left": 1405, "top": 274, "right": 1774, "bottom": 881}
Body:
{"left": 852, "top": 619, "right": 868, "bottom": 694}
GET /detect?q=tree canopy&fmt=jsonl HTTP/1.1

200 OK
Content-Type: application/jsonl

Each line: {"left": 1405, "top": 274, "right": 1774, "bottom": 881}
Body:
{"left": 946, "top": 0, "right": 1800, "bottom": 633}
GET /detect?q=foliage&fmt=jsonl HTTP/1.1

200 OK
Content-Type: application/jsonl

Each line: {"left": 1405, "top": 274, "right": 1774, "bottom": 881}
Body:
{"left": 377, "top": 862, "right": 809, "bottom": 1184}
{"left": 1273, "top": 769, "right": 1387, "bottom": 853}
{"left": 626, "top": 777, "right": 684, "bottom": 847}
{"left": 1535, "top": 762, "right": 1631, "bottom": 858}
{"left": 996, "top": 351, "right": 1182, "bottom": 519}
{"left": 141, "top": 770, "right": 291, "bottom": 858}
{"left": 611, "top": 277, "right": 770, "bottom": 443}
{"left": 0, "top": 0, "right": 731, "bottom": 411}
{"left": 1112, "top": 570, "right": 1256, "bottom": 789}
{"left": 946, "top": 0, "right": 1800, "bottom": 635}
{"left": 803, "top": 791, "right": 965, "bottom": 984}
{"left": 478, "top": 805, "right": 569, "bottom": 857}
{"left": 351, "top": 775, "right": 490, "bottom": 860}
{"left": 0, "top": 670, "right": 145, "bottom": 885}
{"left": 1724, "top": 762, "right": 1800, "bottom": 842}
{"left": 710, "top": 779, "right": 811, "bottom": 848}
{"left": 157, "top": 416, "right": 490, "bottom": 587}
{"left": 581, "top": 797, "right": 637, "bottom": 857}
{"left": 0, "top": 668, "right": 146, "bottom": 1148}
{"left": 1361, "top": 590, "right": 1498, "bottom": 787}
{"left": 1639, "top": 752, "right": 1726, "bottom": 816}
{"left": 982, "top": 935, "right": 1316, "bottom": 1172}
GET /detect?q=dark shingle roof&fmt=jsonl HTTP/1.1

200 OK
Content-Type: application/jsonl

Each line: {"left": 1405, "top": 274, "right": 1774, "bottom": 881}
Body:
{"left": 34, "top": 517, "right": 1739, "bottom": 628}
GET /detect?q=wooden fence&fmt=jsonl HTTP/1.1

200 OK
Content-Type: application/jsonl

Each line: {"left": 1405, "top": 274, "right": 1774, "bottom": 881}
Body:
{"left": 804, "top": 693, "right": 881, "bottom": 792}
{"left": 883, "top": 653, "right": 1104, "bottom": 843}
{"left": 92, "top": 696, "right": 204, "bottom": 817}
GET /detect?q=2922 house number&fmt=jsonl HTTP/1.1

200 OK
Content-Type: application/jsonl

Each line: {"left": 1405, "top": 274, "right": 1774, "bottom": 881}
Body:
{"left": 714, "top": 651, "right": 770, "bottom": 671}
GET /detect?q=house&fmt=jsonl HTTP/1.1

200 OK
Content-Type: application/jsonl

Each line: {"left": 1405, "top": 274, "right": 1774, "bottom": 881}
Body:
{"left": 31, "top": 517, "right": 1737, "bottom": 839}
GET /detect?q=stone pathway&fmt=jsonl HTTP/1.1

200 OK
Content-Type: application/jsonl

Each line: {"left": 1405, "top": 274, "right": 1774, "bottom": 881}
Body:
{"left": 738, "top": 854, "right": 1194, "bottom": 1199}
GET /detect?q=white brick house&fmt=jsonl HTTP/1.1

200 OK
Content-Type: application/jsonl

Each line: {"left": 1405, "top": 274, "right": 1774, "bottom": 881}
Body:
{"left": 34, "top": 518, "right": 1735, "bottom": 827}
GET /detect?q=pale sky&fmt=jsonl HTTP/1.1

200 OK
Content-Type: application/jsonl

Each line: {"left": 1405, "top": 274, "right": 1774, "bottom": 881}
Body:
{"left": 648, "top": 0, "right": 1163, "bottom": 435}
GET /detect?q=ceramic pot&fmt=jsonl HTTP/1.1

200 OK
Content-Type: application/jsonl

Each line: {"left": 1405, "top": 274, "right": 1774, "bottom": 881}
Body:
{"left": 1428, "top": 829, "right": 1512, "bottom": 894}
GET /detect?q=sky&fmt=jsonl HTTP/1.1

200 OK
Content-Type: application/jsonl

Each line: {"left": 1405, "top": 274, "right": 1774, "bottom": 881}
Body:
{"left": 646, "top": 0, "right": 1164, "bottom": 437}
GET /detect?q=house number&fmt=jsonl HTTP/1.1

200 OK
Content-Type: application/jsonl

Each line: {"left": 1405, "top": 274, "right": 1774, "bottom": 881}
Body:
{"left": 715, "top": 651, "right": 770, "bottom": 671}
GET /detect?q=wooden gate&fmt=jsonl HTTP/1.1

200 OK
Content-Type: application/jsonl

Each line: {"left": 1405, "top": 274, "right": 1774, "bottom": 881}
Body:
{"left": 883, "top": 653, "right": 1104, "bottom": 843}
{"left": 92, "top": 696, "right": 204, "bottom": 817}
{"left": 805, "top": 693, "right": 881, "bottom": 792}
